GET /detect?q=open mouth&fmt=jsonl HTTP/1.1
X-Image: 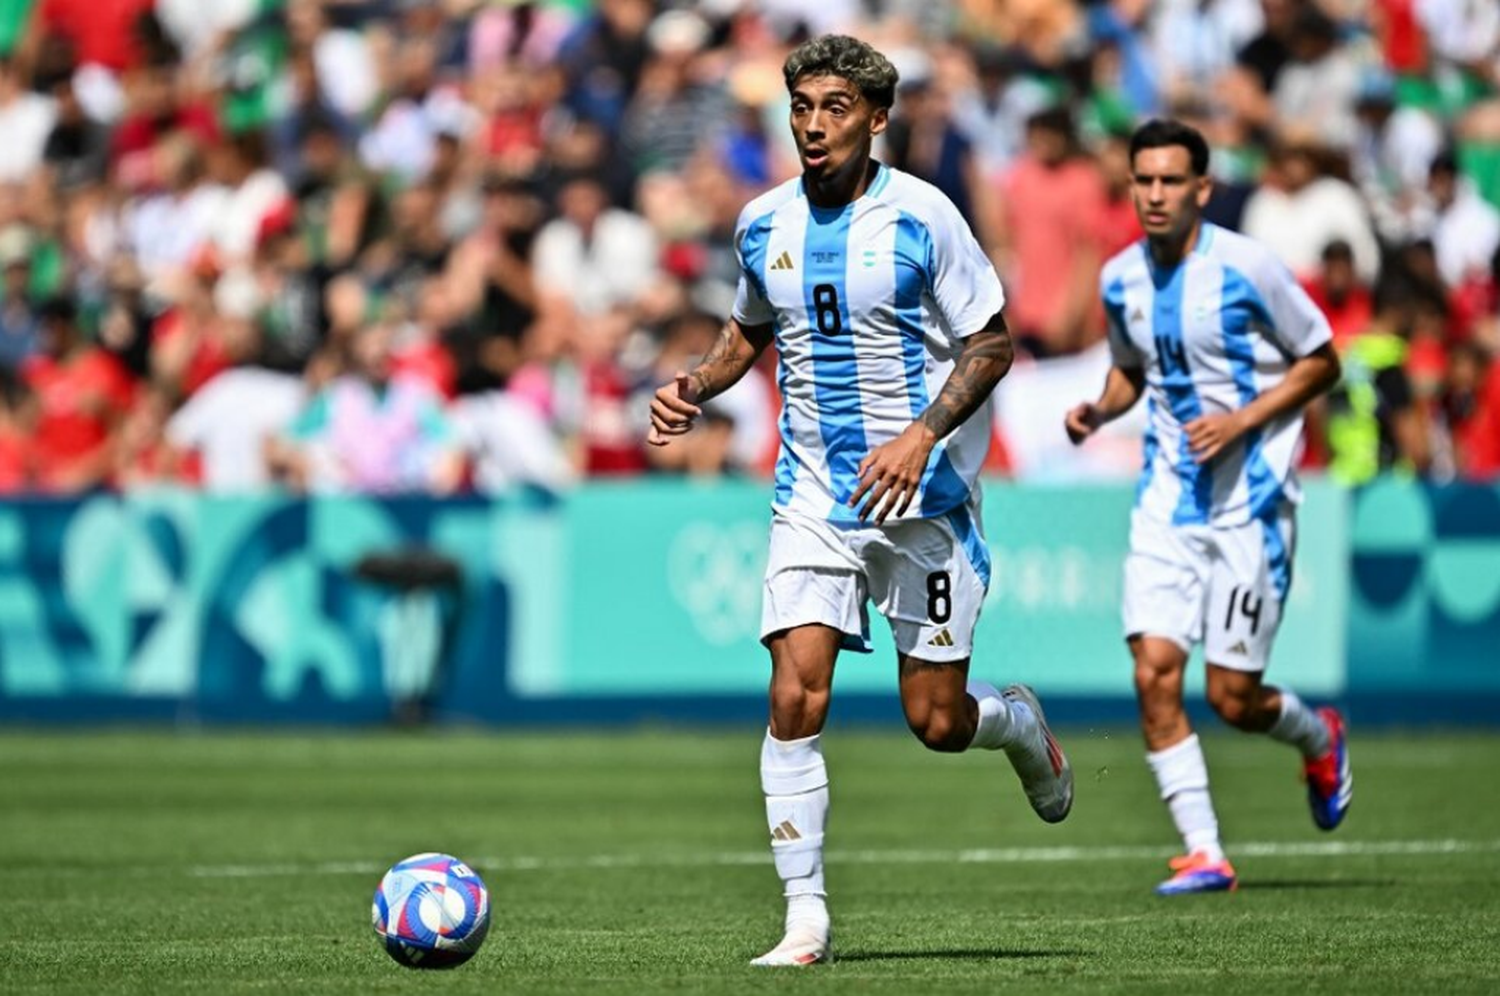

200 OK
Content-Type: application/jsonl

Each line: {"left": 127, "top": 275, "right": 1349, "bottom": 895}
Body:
{"left": 803, "top": 148, "right": 829, "bottom": 168}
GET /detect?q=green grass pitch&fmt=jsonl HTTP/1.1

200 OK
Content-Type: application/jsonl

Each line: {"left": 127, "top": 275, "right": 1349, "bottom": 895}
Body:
{"left": 2, "top": 726, "right": 1498, "bottom": 994}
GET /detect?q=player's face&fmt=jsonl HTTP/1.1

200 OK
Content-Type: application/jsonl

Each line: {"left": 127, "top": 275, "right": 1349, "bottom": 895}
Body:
{"left": 788, "top": 74, "right": 887, "bottom": 179}
{"left": 1130, "top": 145, "right": 1212, "bottom": 243}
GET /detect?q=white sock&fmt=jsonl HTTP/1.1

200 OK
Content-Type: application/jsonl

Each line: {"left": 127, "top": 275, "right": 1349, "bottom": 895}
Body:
{"left": 1146, "top": 733, "right": 1225, "bottom": 863}
{"left": 966, "top": 680, "right": 1026, "bottom": 751}
{"left": 1267, "top": 688, "right": 1331, "bottom": 759}
{"left": 761, "top": 731, "right": 829, "bottom": 931}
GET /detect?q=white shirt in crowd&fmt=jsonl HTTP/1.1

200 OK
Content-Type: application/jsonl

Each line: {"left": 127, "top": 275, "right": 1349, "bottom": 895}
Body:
{"left": 0, "top": 91, "right": 56, "bottom": 183}
{"left": 533, "top": 209, "right": 661, "bottom": 317}
{"left": 1241, "top": 175, "right": 1381, "bottom": 283}
{"left": 1432, "top": 180, "right": 1500, "bottom": 289}
{"left": 167, "top": 368, "right": 305, "bottom": 492}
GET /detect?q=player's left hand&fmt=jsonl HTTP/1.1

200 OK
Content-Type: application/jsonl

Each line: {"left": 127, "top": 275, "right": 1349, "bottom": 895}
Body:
{"left": 1185, "top": 411, "right": 1248, "bottom": 464}
{"left": 848, "top": 423, "right": 936, "bottom": 524}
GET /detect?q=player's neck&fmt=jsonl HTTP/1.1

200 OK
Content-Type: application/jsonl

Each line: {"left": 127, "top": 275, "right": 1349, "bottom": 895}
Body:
{"left": 803, "top": 156, "right": 878, "bottom": 209}
{"left": 1147, "top": 221, "right": 1203, "bottom": 268}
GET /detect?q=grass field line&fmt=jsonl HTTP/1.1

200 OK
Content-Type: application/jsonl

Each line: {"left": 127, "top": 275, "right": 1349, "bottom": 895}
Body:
{"left": 181, "top": 837, "right": 1500, "bottom": 879}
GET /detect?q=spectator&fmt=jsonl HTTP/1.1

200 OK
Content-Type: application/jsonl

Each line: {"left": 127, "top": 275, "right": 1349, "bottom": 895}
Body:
{"left": 21, "top": 296, "right": 135, "bottom": 493}
{"left": 164, "top": 313, "right": 303, "bottom": 493}
{"left": 533, "top": 173, "right": 659, "bottom": 319}
{"left": 0, "top": 224, "right": 38, "bottom": 371}
{"left": 1444, "top": 340, "right": 1500, "bottom": 479}
{"left": 272, "top": 321, "right": 463, "bottom": 495}
{"left": 0, "top": 57, "right": 56, "bottom": 183}
{"left": 1427, "top": 151, "right": 1500, "bottom": 294}
{"left": 996, "top": 106, "right": 1108, "bottom": 357}
{"left": 1303, "top": 240, "right": 1375, "bottom": 349}
{"left": 1324, "top": 284, "right": 1431, "bottom": 484}
{"left": 1242, "top": 139, "right": 1381, "bottom": 284}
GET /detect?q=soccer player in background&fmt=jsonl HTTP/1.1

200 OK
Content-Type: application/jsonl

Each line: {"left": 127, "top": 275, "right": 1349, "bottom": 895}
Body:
{"left": 1065, "top": 119, "right": 1353, "bottom": 895}
{"left": 647, "top": 35, "right": 1073, "bottom": 965}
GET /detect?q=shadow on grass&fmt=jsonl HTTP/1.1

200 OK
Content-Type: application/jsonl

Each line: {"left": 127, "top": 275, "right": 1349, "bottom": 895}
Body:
{"left": 1238, "top": 879, "right": 1398, "bottom": 891}
{"left": 836, "top": 949, "right": 1089, "bottom": 963}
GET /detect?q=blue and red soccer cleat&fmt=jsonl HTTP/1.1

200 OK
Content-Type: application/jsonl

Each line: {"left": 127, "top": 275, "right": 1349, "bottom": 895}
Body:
{"left": 1304, "top": 707, "right": 1352, "bottom": 831}
{"left": 1155, "top": 852, "right": 1239, "bottom": 896}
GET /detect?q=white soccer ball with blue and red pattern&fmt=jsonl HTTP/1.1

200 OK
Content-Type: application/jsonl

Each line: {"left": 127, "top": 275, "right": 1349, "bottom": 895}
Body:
{"left": 372, "top": 852, "right": 490, "bottom": 969}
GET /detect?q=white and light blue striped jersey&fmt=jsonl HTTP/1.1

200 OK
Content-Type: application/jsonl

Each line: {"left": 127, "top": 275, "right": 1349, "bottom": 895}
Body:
{"left": 731, "top": 163, "right": 1005, "bottom": 524}
{"left": 1101, "top": 222, "right": 1332, "bottom": 528}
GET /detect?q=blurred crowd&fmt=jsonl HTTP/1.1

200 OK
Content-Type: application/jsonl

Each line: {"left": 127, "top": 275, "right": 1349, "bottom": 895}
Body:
{"left": 0, "top": 0, "right": 1497, "bottom": 497}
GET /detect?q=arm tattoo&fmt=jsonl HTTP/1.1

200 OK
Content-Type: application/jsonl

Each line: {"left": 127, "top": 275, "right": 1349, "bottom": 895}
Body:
{"left": 919, "top": 320, "right": 1014, "bottom": 440}
{"left": 690, "top": 321, "right": 773, "bottom": 403}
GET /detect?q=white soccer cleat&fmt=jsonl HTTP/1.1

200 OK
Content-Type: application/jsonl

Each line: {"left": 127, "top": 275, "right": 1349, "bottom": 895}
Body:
{"left": 1001, "top": 684, "right": 1074, "bottom": 823}
{"left": 749, "top": 925, "right": 832, "bottom": 967}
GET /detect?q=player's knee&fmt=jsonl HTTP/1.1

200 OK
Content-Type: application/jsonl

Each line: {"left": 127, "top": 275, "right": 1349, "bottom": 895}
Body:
{"left": 1133, "top": 655, "right": 1180, "bottom": 699}
{"left": 906, "top": 707, "right": 968, "bottom": 753}
{"left": 769, "top": 678, "right": 829, "bottom": 737}
{"left": 1208, "top": 688, "right": 1257, "bottom": 730}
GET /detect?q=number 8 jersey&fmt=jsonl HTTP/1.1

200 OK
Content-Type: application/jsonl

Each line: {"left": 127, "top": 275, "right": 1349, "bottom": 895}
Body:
{"left": 732, "top": 163, "right": 1005, "bottom": 525}
{"left": 1099, "top": 223, "right": 1333, "bottom": 529}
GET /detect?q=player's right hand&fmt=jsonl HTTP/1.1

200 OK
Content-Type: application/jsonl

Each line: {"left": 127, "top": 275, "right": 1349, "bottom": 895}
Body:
{"left": 647, "top": 371, "right": 702, "bottom": 446}
{"left": 1064, "top": 403, "right": 1102, "bottom": 445}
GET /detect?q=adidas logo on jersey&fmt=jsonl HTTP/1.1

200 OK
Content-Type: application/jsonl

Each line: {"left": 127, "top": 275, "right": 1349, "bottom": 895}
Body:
{"left": 1227, "top": 640, "right": 1249, "bottom": 656}
{"left": 927, "top": 628, "right": 955, "bottom": 648}
{"left": 769, "top": 251, "right": 795, "bottom": 271}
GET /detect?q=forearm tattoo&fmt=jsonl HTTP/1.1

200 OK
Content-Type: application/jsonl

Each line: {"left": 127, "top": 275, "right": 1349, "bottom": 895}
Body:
{"left": 919, "top": 323, "right": 1014, "bottom": 441}
{"left": 690, "top": 322, "right": 772, "bottom": 403}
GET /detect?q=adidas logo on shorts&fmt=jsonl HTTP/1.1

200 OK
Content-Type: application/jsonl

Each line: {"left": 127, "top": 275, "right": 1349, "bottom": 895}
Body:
{"left": 1227, "top": 640, "right": 1249, "bottom": 656}
{"left": 927, "top": 628, "right": 954, "bottom": 648}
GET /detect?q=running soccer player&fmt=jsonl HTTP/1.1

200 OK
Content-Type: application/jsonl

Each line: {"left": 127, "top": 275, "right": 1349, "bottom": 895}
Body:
{"left": 1065, "top": 119, "right": 1353, "bottom": 895}
{"left": 648, "top": 35, "right": 1073, "bottom": 965}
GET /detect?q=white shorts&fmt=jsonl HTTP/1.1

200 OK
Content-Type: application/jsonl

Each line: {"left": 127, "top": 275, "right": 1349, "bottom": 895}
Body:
{"left": 1122, "top": 505, "right": 1295, "bottom": 672}
{"left": 759, "top": 503, "right": 991, "bottom": 662}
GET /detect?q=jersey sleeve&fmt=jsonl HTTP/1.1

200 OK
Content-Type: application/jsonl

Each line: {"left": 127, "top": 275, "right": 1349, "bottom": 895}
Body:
{"left": 731, "top": 207, "right": 775, "bottom": 328}
{"left": 1101, "top": 269, "right": 1144, "bottom": 368}
{"left": 925, "top": 198, "right": 1005, "bottom": 337}
{"left": 1258, "top": 255, "right": 1333, "bottom": 357}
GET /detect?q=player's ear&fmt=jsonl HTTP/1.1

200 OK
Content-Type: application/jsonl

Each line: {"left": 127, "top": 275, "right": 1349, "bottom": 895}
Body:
{"left": 1195, "top": 174, "right": 1213, "bottom": 209}
{"left": 869, "top": 105, "right": 889, "bottom": 137}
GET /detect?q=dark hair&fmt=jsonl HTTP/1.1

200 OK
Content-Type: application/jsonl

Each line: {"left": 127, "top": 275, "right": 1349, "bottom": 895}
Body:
{"left": 1129, "top": 118, "right": 1210, "bottom": 176}
{"left": 38, "top": 296, "right": 77, "bottom": 324}
{"left": 1321, "top": 239, "right": 1355, "bottom": 264}
{"left": 782, "top": 34, "right": 899, "bottom": 110}
{"left": 1025, "top": 106, "right": 1075, "bottom": 139}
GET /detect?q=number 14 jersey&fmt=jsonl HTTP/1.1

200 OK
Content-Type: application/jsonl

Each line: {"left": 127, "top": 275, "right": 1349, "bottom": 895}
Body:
{"left": 732, "top": 163, "right": 1005, "bottom": 525}
{"left": 1100, "top": 223, "right": 1333, "bottom": 529}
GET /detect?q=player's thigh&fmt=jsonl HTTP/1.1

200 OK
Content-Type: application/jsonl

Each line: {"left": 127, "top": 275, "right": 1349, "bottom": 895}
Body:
{"left": 1203, "top": 508, "right": 1293, "bottom": 673}
{"left": 1123, "top": 510, "right": 1210, "bottom": 654}
{"left": 760, "top": 512, "right": 872, "bottom": 654}
{"left": 865, "top": 505, "right": 988, "bottom": 663}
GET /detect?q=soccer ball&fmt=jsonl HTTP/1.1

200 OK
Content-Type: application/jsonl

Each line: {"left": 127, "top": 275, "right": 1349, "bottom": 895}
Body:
{"left": 372, "top": 852, "right": 490, "bottom": 969}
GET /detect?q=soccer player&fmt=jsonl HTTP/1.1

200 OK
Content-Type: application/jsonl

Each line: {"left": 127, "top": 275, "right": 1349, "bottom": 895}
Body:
{"left": 1065, "top": 119, "right": 1353, "bottom": 895}
{"left": 648, "top": 35, "right": 1073, "bottom": 965}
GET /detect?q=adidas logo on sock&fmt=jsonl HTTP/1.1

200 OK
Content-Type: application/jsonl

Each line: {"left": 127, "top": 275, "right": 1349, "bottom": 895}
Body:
{"left": 771, "top": 820, "right": 802, "bottom": 842}
{"left": 927, "top": 628, "right": 954, "bottom": 648}
{"left": 769, "top": 251, "right": 795, "bottom": 271}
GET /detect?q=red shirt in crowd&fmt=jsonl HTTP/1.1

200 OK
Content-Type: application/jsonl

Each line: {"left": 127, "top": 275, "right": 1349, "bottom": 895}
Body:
{"left": 38, "top": 0, "right": 156, "bottom": 72}
{"left": 1000, "top": 155, "right": 1108, "bottom": 348}
{"left": 1302, "top": 279, "right": 1375, "bottom": 348}
{"left": 22, "top": 347, "right": 135, "bottom": 491}
{"left": 1454, "top": 361, "right": 1500, "bottom": 480}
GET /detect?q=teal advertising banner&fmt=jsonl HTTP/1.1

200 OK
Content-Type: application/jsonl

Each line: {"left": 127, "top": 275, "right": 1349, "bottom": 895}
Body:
{"left": 0, "top": 477, "right": 1432, "bottom": 724}
{"left": 512, "top": 479, "right": 1348, "bottom": 700}
{"left": 0, "top": 493, "right": 542, "bottom": 722}
{"left": 1347, "top": 480, "right": 1500, "bottom": 695}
